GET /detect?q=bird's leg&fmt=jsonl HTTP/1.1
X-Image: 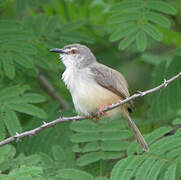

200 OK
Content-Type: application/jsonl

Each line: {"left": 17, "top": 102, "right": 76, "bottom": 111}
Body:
{"left": 89, "top": 105, "right": 110, "bottom": 122}
{"left": 97, "top": 104, "right": 111, "bottom": 119}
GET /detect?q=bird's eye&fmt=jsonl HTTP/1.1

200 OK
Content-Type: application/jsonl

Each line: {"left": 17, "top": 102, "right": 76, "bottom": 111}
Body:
{"left": 71, "top": 49, "right": 77, "bottom": 54}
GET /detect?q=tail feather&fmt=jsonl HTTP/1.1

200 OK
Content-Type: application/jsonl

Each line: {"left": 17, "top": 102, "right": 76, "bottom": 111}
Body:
{"left": 124, "top": 113, "right": 149, "bottom": 152}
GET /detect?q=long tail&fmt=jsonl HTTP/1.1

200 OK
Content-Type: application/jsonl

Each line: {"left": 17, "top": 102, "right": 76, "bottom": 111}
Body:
{"left": 124, "top": 112, "right": 149, "bottom": 152}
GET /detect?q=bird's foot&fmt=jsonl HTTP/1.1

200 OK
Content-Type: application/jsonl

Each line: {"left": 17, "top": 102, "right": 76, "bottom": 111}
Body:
{"left": 88, "top": 115, "right": 94, "bottom": 120}
{"left": 97, "top": 105, "right": 109, "bottom": 119}
{"left": 88, "top": 114, "right": 99, "bottom": 123}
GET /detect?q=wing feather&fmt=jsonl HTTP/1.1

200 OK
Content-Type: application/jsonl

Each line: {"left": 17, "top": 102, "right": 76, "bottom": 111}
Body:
{"left": 90, "top": 63, "right": 133, "bottom": 107}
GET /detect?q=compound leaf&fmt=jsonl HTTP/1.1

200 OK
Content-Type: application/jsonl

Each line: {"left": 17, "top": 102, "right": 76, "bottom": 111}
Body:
{"left": 142, "top": 22, "right": 162, "bottom": 41}
{"left": 146, "top": 1, "right": 177, "bottom": 15}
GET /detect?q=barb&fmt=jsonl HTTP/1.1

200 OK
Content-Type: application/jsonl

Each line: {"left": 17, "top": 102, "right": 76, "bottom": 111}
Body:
{"left": 0, "top": 72, "right": 181, "bottom": 147}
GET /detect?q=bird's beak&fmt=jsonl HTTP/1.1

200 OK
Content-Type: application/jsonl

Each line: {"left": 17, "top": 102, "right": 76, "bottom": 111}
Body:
{"left": 49, "top": 48, "right": 66, "bottom": 54}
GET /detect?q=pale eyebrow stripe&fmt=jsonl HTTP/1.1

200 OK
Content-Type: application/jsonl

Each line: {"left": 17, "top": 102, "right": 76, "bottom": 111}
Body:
{"left": 64, "top": 47, "right": 78, "bottom": 52}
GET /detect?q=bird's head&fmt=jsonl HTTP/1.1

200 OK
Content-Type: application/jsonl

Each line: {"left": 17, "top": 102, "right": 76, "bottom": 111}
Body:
{"left": 50, "top": 44, "right": 96, "bottom": 68}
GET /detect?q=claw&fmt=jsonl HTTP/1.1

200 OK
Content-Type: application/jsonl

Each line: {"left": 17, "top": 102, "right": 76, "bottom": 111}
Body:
{"left": 97, "top": 105, "right": 110, "bottom": 119}
{"left": 98, "top": 109, "right": 106, "bottom": 117}
{"left": 88, "top": 115, "right": 94, "bottom": 119}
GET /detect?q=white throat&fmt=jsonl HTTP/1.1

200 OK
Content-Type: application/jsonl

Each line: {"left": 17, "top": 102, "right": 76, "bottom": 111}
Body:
{"left": 60, "top": 54, "right": 84, "bottom": 68}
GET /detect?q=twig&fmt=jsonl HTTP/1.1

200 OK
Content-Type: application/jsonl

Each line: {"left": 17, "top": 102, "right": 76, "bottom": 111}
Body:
{"left": 37, "top": 71, "right": 70, "bottom": 109}
{"left": 0, "top": 72, "right": 181, "bottom": 147}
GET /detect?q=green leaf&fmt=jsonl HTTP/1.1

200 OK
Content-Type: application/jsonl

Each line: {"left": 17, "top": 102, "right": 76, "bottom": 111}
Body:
{"left": 111, "top": 124, "right": 181, "bottom": 180}
{"left": 109, "top": 24, "right": 138, "bottom": 42}
{"left": 34, "top": 55, "right": 51, "bottom": 70}
{"left": 59, "top": 21, "right": 84, "bottom": 32}
{"left": 0, "top": 145, "right": 13, "bottom": 163}
{"left": 146, "top": 160, "right": 165, "bottom": 180}
{"left": 147, "top": 62, "right": 166, "bottom": 120}
{"left": 102, "top": 141, "right": 129, "bottom": 151}
{"left": 71, "top": 132, "right": 100, "bottom": 143}
{"left": 15, "top": 0, "right": 27, "bottom": 14}
{"left": 135, "top": 156, "right": 157, "bottom": 180}
{"left": 28, "top": 0, "right": 39, "bottom": 8}
{"left": 8, "top": 103, "right": 47, "bottom": 119}
{"left": 145, "top": 11, "right": 171, "bottom": 28}
{"left": 33, "top": 14, "right": 47, "bottom": 36}
{"left": 174, "top": 48, "right": 181, "bottom": 56}
{"left": 3, "top": 107, "right": 22, "bottom": 135}
{"left": 0, "top": 0, "right": 7, "bottom": 7}
{"left": 0, "top": 85, "right": 30, "bottom": 102}
{"left": 72, "top": 144, "right": 82, "bottom": 153}
{"left": 111, "top": 0, "right": 142, "bottom": 12}
{"left": 172, "top": 118, "right": 181, "bottom": 125}
{"left": 38, "top": 153, "right": 55, "bottom": 170}
{"left": 166, "top": 57, "right": 181, "bottom": 114}
{"left": 16, "top": 104, "right": 69, "bottom": 155}
{"left": 0, "top": 116, "right": 5, "bottom": 141}
{"left": 0, "top": 20, "right": 21, "bottom": 30}
{"left": 57, "top": 169, "right": 94, "bottom": 180}
{"left": 146, "top": 1, "right": 177, "bottom": 15}
{"left": 22, "top": 16, "right": 33, "bottom": 30}
{"left": 142, "top": 23, "right": 162, "bottom": 41}
{"left": 11, "top": 52, "right": 34, "bottom": 68}
{"left": 21, "top": 93, "right": 46, "bottom": 103}
{"left": 100, "top": 120, "right": 127, "bottom": 132}
{"left": 136, "top": 31, "right": 147, "bottom": 51}
{"left": 71, "top": 119, "right": 133, "bottom": 166}
{"left": 151, "top": 137, "right": 181, "bottom": 154}
{"left": 70, "top": 121, "right": 99, "bottom": 133}
{"left": 2, "top": 42, "right": 37, "bottom": 55}
{"left": 148, "top": 57, "right": 181, "bottom": 121}
{"left": 118, "top": 32, "right": 137, "bottom": 50}
{"left": 164, "top": 164, "right": 176, "bottom": 180}
{"left": 115, "top": 156, "right": 145, "bottom": 180}
{"left": 60, "top": 32, "right": 95, "bottom": 44}
{"left": 101, "top": 130, "right": 132, "bottom": 140}
{"left": 0, "top": 94, "right": 46, "bottom": 104}
{"left": 101, "top": 152, "right": 124, "bottom": 160}
{"left": 95, "top": 177, "right": 109, "bottom": 180}
{"left": 2, "top": 55, "right": 15, "bottom": 79}
{"left": 0, "top": 31, "right": 33, "bottom": 43}
{"left": 17, "top": 154, "right": 42, "bottom": 167}
{"left": 141, "top": 53, "right": 165, "bottom": 65}
{"left": 9, "top": 165, "right": 43, "bottom": 179}
{"left": 111, "top": 156, "right": 139, "bottom": 180}
{"left": 146, "top": 127, "right": 172, "bottom": 145}
{"left": 175, "top": 129, "right": 181, "bottom": 137}
{"left": 51, "top": 145, "right": 65, "bottom": 163}
{"left": 109, "top": 11, "right": 141, "bottom": 24}
{"left": 166, "top": 147, "right": 181, "bottom": 159}
{"left": 82, "top": 142, "right": 100, "bottom": 153}
{"left": 44, "top": 16, "right": 60, "bottom": 36}
{"left": 77, "top": 152, "right": 101, "bottom": 166}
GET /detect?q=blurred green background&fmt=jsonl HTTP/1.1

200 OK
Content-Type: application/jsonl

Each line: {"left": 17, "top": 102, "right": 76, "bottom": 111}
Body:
{"left": 0, "top": 0, "right": 181, "bottom": 179}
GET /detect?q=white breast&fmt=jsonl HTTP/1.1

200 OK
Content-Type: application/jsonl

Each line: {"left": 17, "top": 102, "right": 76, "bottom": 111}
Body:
{"left": 62, "top": 67, "right": 121, "bottom": 116}
{"left": 62, "top": 67, "right": 95, "bottom": 115}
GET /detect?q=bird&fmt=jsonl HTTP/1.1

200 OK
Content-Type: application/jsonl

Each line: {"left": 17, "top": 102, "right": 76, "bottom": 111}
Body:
{"left": 50, "top": 43, "right": 149, "bottom": 152}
